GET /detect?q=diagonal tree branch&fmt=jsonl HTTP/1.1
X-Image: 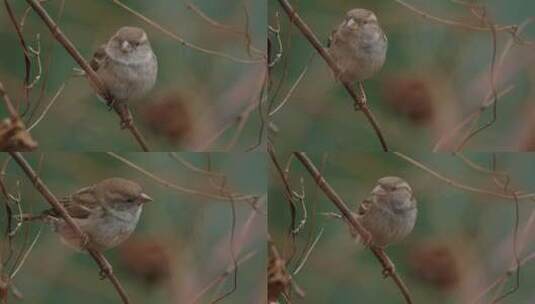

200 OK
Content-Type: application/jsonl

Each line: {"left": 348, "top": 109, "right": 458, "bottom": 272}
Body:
{"left": 276, "top": 0, "right": 389, "bottom": 151}
{"left": 294, "top": 152, "right": 413, "bottom": 304}
{"left": 25, "top": 0, "right": 150, "bottom": 151}
{"left": 8, "top": 152, "right": 131, "bottom": 304}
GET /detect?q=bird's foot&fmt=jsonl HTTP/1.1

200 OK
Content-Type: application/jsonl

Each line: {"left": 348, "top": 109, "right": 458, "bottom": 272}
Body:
{"left": 382, "top": 264, "right": 395, "bottom": 278}
{"left": 106, "top": 99, "right": 117, "bottom": 111}
{"left": 353, "top": 101, "right": 364, "bottom": 111}
{"left": 79, "top": 234, "right": 91, "bottom": 250}
{"left": 99, "top": 258, "right": 113, "bottom": 280}
{"left": 120, "top": 116, "right": 133, "bottom": 130}
{"left": 360, "top": 233, "right": 373, "bottom": 248}
{"left": 354, "top": 81, "right": 368, "bottom": 111}
{"left": 376, "top": 248, "right": 396, "bottom": 278}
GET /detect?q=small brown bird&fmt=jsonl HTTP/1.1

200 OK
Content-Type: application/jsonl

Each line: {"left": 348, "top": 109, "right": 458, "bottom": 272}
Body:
{"left": 355, "top": 176, "right": 417, "bottom": 248}
{"left": 90, "top": 26, "right": 158, "bottom": 105}
{"left": 328, "top": 8, "right": 387, "bottom": 84}
{"left": 23, "top": 177, "right": 152, "bottom": 251}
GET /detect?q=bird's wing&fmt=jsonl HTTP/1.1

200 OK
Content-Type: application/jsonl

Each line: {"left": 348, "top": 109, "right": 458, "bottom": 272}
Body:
{"left": 326, "top": 28, "right": 338, "bottom": 48}
{"left": 89, "top": 44, "right": 107, "bottom": 72}
{"left": 357, "top": 196, "right": 374, "bottom": 216}
{"left": 327, "top": 25, "right": 341, "bottom": 48}
{"left": 43, "top": 186, "right": 99, "bottom": 219}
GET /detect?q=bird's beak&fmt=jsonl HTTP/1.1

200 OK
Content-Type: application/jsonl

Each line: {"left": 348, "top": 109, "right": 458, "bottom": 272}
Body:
{"left": 139, "top": 193, "right": 153, "bottom": 204}
{"left": 120, "top": 40, "right": 131, "bottom": 53}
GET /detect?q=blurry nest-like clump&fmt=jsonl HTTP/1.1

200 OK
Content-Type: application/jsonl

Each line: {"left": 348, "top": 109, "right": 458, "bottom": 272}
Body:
{"left": 118, "top": 236, "right": 173, "bottom": 286}
{"left": 382, "top": 76, "right": 434, "bottom": 125}
{"left": 141, "top": 91, "right": 194, "bottom": 145}
{"left": 407, "top": 240, "right": 461, "bottom": 291}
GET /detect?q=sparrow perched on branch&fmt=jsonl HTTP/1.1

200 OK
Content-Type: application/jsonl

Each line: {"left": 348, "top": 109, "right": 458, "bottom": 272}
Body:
{"left": 90, "top": 26, "right": 158, "bottom": 107}
{"left": 328, "top": 8, "right": 387, "bottom": 84}
{"left": 354, "top": 176, "right": 417, "bottom": 248}
{"left": 23, "top": 177, "right": 152, "bottom": 251}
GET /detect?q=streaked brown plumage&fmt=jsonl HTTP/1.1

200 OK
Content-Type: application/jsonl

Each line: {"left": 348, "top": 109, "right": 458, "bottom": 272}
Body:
{"left": 24, "top": 177, "right": 152, "bottom": 251}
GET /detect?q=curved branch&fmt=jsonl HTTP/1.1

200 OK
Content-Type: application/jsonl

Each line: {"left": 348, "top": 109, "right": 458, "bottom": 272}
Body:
{"left": 394, "top": 152, "right": 535, "bottom": 200}
{"left": 276, "top": 0, "right": 389, "bottom": 151}
{"left": 106, "top": 152, "right": 258, "bottom": 203}
{"left": 8, "top": 152, "right": 131, "bottom": 304}
{"left": 24, "top": 0, "right": 150, "bottom": 151}
{"left": 393, "top": 0, "right": 517, "bottom": 32}
{"left": 294, "top": 152, "right": 413, "bottom": 304}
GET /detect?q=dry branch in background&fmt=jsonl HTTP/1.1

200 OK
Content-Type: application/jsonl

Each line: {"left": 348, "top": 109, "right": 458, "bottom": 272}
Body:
{"left": 24, "top": 0, "right": 150, "bottom": 151}
{"left": 8, "top": 152, "right": 131, "bottom": 304}
{"left": 276, "top": 0, "right": 389, "bottom": 151}
{"left": 110, "top": 0, "right": 265, "bottom": 64}
{"left": 293, "top": 152, "right": 413, "bottom": 304}
{"left": 394, "top": 152, "right": 535, "bottom": 200}
{"left": 392, "top": 1, "right": 534, "bottom": 151}
{"left": 106, "top": 152, "right": 258, "bottom": 204}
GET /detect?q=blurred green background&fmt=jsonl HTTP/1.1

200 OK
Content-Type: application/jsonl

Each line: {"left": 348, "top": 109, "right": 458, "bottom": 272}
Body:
{"left": 0, "top": 0, "right": 266, "bottom": 151}
{"left": 268, "top": 0, "right": 535, "bottom": 152}
{"left": 1, "top": 152, "right": 266, "bottom": 303}
{"left": 269, "top": 152, "right": 535, "bottom": 303}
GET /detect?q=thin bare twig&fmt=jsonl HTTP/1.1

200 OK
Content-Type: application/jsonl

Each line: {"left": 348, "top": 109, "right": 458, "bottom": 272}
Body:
{"left": 276, "top": 0, "right": 389, "bottom": 151}
{"left": 470, "top": 209, "right": 535, "bottom": 304}
{"left": 27, "top": 82, "right": 66, "bottom": 131}
{"left": 190, "top": 251, "right": 257, "bottom": 304}
{"left": 4, "top": 0, "right": 31, "bottom": 111}
{"left": 394, "top": 152, "right": 535, "bottom": 200}
{"left": 423, "top": 13, "right": 532, "bottom": 150}
{"left": 110, "top": 0, "right": 264, "bottom": 64}
{"left": 106, "top": 152, "right": 257, "bottom": 203}
{"left": 293, "top": 228, "right": 323, "bottom": 275}
{"left": 269, "top": 53, "right": 313, "bottom": 117}
{"left": 393, "top": 0, "right": 516, "bottom": 32}
{"left": 294, "top": 152, "right": 413, "bottom": 304}
{"left": 456, "top": 12, "right": 499, "bottom": 150}
{"left": 0, "top": 83, "right": 18, "bottom": 120}
{"left": 8, "top": 152, "right": 131, "bottom": 304}
{"left": 185, "top": 2, "right": 263, "bottom": 57}
{"left": 169, "top": 153, "right": 224, "bottom": 179}
{"left": 432, "top": 85, "right": 515, "bottom": 151}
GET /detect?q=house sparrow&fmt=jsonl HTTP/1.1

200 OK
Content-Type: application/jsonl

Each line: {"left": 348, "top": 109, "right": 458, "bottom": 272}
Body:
{"left": 90, "top": 26, "right": 158, "bottom": 106}
{"left": 328, "top": 9, "right": 387, "bottom": 84}
{"left": 23, "top": 177, "right": 152, "bottom": 251}
{"left": 354, "top": 176, "right": 417, "bottom": 248}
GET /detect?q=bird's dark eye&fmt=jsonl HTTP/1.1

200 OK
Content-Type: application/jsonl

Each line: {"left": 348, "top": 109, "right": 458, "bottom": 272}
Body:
{"left": 127, "top": 198, "right": 134, "bottom": 203}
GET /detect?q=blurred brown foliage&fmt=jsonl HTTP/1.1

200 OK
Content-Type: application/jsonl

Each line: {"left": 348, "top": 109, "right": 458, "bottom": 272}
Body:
{"left": 119, "top": 236, "right": 173, "bottom": 286}
{"left": 383, "top": 77, "right": 434, "bottom": 125}
{"left": 408, "top": 241, "right": 460, "bottom": 291}
{"left": 141, "top": 92, "right": 193, "bottom": 145}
